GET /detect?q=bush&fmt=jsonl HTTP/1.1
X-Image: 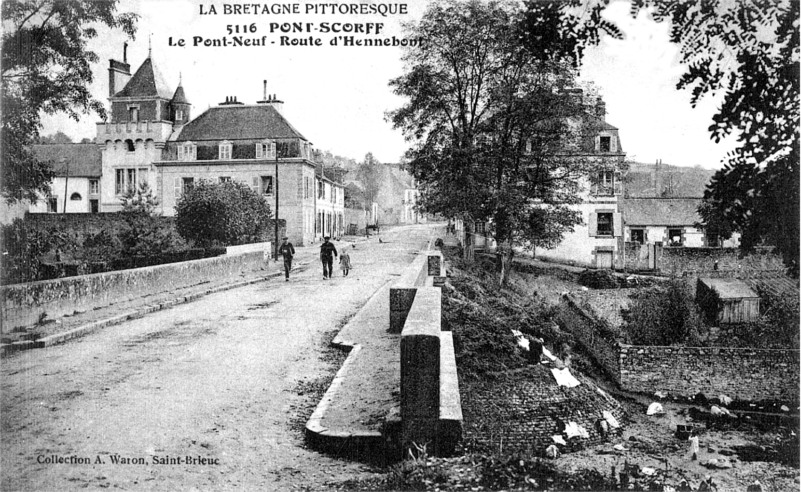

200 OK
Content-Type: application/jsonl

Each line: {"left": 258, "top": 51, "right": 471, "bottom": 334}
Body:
{"left": 175, "top": 180, "right": 272, "bottom": 247}
{"left": 577, "top": 268, "right": 619, "bottom": 289}
{"left": 622, "top": 279, "right": 704, "bottom": 345}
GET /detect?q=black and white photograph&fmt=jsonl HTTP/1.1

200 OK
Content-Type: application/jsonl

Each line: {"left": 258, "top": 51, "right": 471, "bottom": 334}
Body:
{"left": 1, "top": 0, "right": 798, "bottom": 490}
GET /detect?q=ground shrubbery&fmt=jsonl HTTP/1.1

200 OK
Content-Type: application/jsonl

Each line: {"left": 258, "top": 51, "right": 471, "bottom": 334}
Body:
{"left": 621, "top": 279, "right": 704, "bottom": 345}
{"left": 442, "top": 249, "right": 563, "bottom": 379}
{"left": 175, "top": 180, "right": 272, "bottom": 247}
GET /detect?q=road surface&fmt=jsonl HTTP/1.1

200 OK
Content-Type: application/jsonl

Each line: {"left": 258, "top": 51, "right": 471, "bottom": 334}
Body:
{"left": 1, "top": 224, "right": 438, "bottom": 491}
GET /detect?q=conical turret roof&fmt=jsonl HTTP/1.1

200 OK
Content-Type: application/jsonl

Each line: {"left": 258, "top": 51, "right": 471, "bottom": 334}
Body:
{"left": 113, "top": 56, "right": 173, "bottom": 99}
{"left": 172, "top": 84, "right": 189, "bottom": 104}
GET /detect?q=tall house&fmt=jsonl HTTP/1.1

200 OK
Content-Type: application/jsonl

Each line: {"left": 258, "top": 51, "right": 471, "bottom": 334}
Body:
{"left": 154, "top": 91, "right": 320, "bottom": 245}
{"left": 95, "top": 48, "right": 186, "bottom": 212}
{"left": 534, "top": 90, "right": 627, "bottom": 268}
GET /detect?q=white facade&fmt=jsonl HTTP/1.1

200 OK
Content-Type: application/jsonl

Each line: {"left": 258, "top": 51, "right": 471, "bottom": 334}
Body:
{"left": 29, "top": 177, "right": 101, "bottom": 214}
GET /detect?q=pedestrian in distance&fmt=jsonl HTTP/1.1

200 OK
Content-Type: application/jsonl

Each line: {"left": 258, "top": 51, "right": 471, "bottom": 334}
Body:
{"left": 340, "top": 248, "right": 352, "bottom": 276}
{"left": 320, "top": 236, "right": 338, "bottom": 279}
{"left": 278, "top": 236, "right": 295, "bottom": 281}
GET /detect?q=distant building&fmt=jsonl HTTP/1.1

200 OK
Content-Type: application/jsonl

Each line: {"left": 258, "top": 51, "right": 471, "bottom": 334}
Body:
{"left": 84, "top": 45, "right": 340, "bottom": 245}
{"left": 534, "top": 90, "right": 626, "bottom": 268}
{"left": 29, "top": 144, "right": 102, "bottom": 214}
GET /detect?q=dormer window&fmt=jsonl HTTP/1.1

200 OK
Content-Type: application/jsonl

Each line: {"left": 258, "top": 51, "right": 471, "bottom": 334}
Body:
{"left": 219, "top": 140, "right": 232, "bottom": 160}
{"left": 255, "top": 140, "right": 276, "bottom": 160}
{"left": 177, "top": 142, "right": 196, "bottom": 161}
{"left": 600, "top": 136, "right": 611, "bottom": 152}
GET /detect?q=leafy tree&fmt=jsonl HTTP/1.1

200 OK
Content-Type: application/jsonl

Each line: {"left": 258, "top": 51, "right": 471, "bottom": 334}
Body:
{"left": 356, "top": 152, "right": 384, "bottom": 220}
{"left": 623, "top": 1, "right": 799, "bottom": 275}
{"left": 118, "top": 182, "right": 178, "bottom": 256}
{"left": 175, "top": 180, "right": 272, "bottom": 247}
{"left": 695, "top": 200, "right": 734, "bottom": 247}
{"left": 623, "top": 280, "right": 704, "bottom": 346}
{"left": 389, "top": 0, "right": 607, "bottom": 284}
{"left": 37, "top": 131, "right": 73, "bottom": 144}
{"left": 0, "top": 218, "right": 53, "bottom": 284}
{"left": 2, "top": 0, "right": 138, "bottom": 203}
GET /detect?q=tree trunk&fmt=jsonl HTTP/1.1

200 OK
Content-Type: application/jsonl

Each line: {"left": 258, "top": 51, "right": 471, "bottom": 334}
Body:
{"left": 497, "top": 241, "right": 514, "bottom": 287}
{"left": 463, "top": 221, "right": 475, "bottom": 262}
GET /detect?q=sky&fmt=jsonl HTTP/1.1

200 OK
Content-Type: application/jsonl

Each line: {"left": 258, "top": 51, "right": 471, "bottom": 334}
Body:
{"left": 41, "top": 0, "right": 739, "bottom": 169}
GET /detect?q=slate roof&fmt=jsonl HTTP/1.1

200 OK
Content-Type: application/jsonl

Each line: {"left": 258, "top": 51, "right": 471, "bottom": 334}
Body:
{"left": 114, "top": 57, "right": 173, "bottom": 99}
{"left": 621, "top": 198, "right": 701, "bottom": 227}
{"left": 175, "top": 104, "right": 307, "bottom": 142}
{"left": 172, "top": 84, "right": 189, "bottom": 104}
{"left": 699, "top": 278, "right": 760, "bottom": 299}
{"left": 625, "top": 162, "right": 715, "bottom": 197}
{"left": 31, "top": 144, "right": 102, "bottom": 177}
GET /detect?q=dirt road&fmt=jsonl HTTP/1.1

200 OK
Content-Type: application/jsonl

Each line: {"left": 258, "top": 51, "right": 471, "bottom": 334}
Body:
{"left": 1, "top": 224, "right": 438, "bottom": 491}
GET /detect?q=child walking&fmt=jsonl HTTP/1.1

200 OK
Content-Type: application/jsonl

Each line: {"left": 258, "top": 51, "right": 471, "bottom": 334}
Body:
{"left": 339, "top": 248, "right": 352, "bottom": 276}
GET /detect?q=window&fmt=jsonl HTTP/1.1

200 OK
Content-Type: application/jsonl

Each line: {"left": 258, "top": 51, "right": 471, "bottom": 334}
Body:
{"left": 89, "top": 180, "right": 99, "bottom": 195}
{"left": 219, "top": 176, "right": 231, "bottom": 183}
{"left": 597, "top": 213, "right": 613, "bottom": 236}
{"left": 47, "top": 197, "right": 58, "bottom": 213}
{"left": 599, "top": 136, "right": 611, "bottom": 152}
{"left": 304, "top": 177, "right": 310, "bottom": 199}
{"left": 255, "top": 141, "right": 276, "bottom": 160}
{"left": 316, "top": 212, "right": 322, "bottom": 234}
{"left": 129, "top": 106, "right": 139, "bottom": 122}
{"left": 116, "top": 169, "right": 125, "bottom": 194}
{"left": 70, "top": 192, "right": 82, "bottom": 201}
{"left": 668, "top": 229, "right": 683, "bottom": 246}
{"left": 593, "top": 171, "right": 616, "bottom": 196}
{"left": 630, "top": 229, "right": 645, "bottom": 244}
{"left": 182, "top": 177, "right": 194, "bottom": 194}
{"left": 318, "top": 181, "right": 324, "bottom": 199}
{"left": 219, "top": 141, "right": 232, "bottom": 160}
{"left": 125, "top": 139, "right": 135, "bottom": 152}
{"left": 177, "top": 142, "right": 196, "bottom": 161}
{"left": 260, "top": 176, "right": 273, "bottom": 195}
{"left": 176, "top": 109, "right": 184, "bottom": 121}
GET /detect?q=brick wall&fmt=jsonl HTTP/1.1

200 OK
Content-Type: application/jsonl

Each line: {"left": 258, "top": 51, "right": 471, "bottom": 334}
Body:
{"left": 619, "top": 345, "right": 800, "bottom": 403}
{"left": 461, "top": 366, "right": 626, "bottom": 454}
{"left": 1, "top": 251, "right": 269, "bottom": 332}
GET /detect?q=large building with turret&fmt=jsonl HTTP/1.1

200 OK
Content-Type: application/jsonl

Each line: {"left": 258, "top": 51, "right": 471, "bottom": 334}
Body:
{"left": 81, "top": 46, "right": 341, "bottom": 245}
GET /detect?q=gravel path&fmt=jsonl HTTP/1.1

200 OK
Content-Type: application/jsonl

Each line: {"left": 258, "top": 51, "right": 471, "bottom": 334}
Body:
{"left": 1, "top": 224, "right": 438, "bottom": 491}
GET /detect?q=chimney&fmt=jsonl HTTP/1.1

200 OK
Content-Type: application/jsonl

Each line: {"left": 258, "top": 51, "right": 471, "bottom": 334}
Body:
{"left": 596, "top": 97, "right": 606, "bottom": 120}
{"left": 256, "top": 84, "right": 284, "bottom": 112}
{"left": 108, "top": 44, "right": 132, "bottom": 98}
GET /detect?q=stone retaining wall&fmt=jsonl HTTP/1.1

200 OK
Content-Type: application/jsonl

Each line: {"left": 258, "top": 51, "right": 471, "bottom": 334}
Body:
{"left": 619, "top": 345, "right": 800, "bottom": 403}
{"left": 558, "top": 293, "right": 799, "bottom": 403}
{"left": 1, "top": 251, "right": 268, "bottom": 332}
{"left": 556, "top": 295, "right": 621, "bottom": 383}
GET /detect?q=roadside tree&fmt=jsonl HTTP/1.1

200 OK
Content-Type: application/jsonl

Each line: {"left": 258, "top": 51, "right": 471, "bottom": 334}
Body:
{"left": 175, "top": 180, "right": 272, "bottom": 247}
{"left": 1, "top": 0, "right": 138, "bottom": 203}
{"left": 389, "top": 0, "right": 604, "bottom": 284}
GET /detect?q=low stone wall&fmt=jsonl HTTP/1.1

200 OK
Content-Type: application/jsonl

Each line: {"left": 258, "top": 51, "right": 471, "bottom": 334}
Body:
{"left": 1, "top": 251, "right": 268, "bottom": 332}
{"left": 659, "top": 247, "right": 784, "bottom": 275}
{"left": 619, "top": 345, "right": 800, "bottom": 403}
{"left": 558, "top": 293, "right": 800, "bottom": 403}
{"left": 398, "top": 251, "right": 462, "bottom": 455}
{"left": 556, "top": 295, "right": 621, "bottom": 383}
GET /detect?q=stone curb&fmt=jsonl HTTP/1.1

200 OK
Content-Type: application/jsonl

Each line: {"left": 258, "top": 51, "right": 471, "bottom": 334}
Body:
{"left": 306, "top": 277, "right": 399, "bottom": 458}
{"left": 0, "top": 264, "right": 312, "bottom": 358}
{"left": 304, "top": 344, "right": 384, "bottom": 456}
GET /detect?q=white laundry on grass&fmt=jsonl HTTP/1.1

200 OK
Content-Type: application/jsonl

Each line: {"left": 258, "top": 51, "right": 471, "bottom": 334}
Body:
{"left": 551, "top": 367, "right": 581, "bottom": 388}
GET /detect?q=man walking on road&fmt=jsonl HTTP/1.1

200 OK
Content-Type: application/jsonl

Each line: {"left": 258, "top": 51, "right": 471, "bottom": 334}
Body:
{"left": 320, "top": 236, "right": 338, "bottom": 279}
{"left": 278, "top": 236, "right": 295, "bottom": 281}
